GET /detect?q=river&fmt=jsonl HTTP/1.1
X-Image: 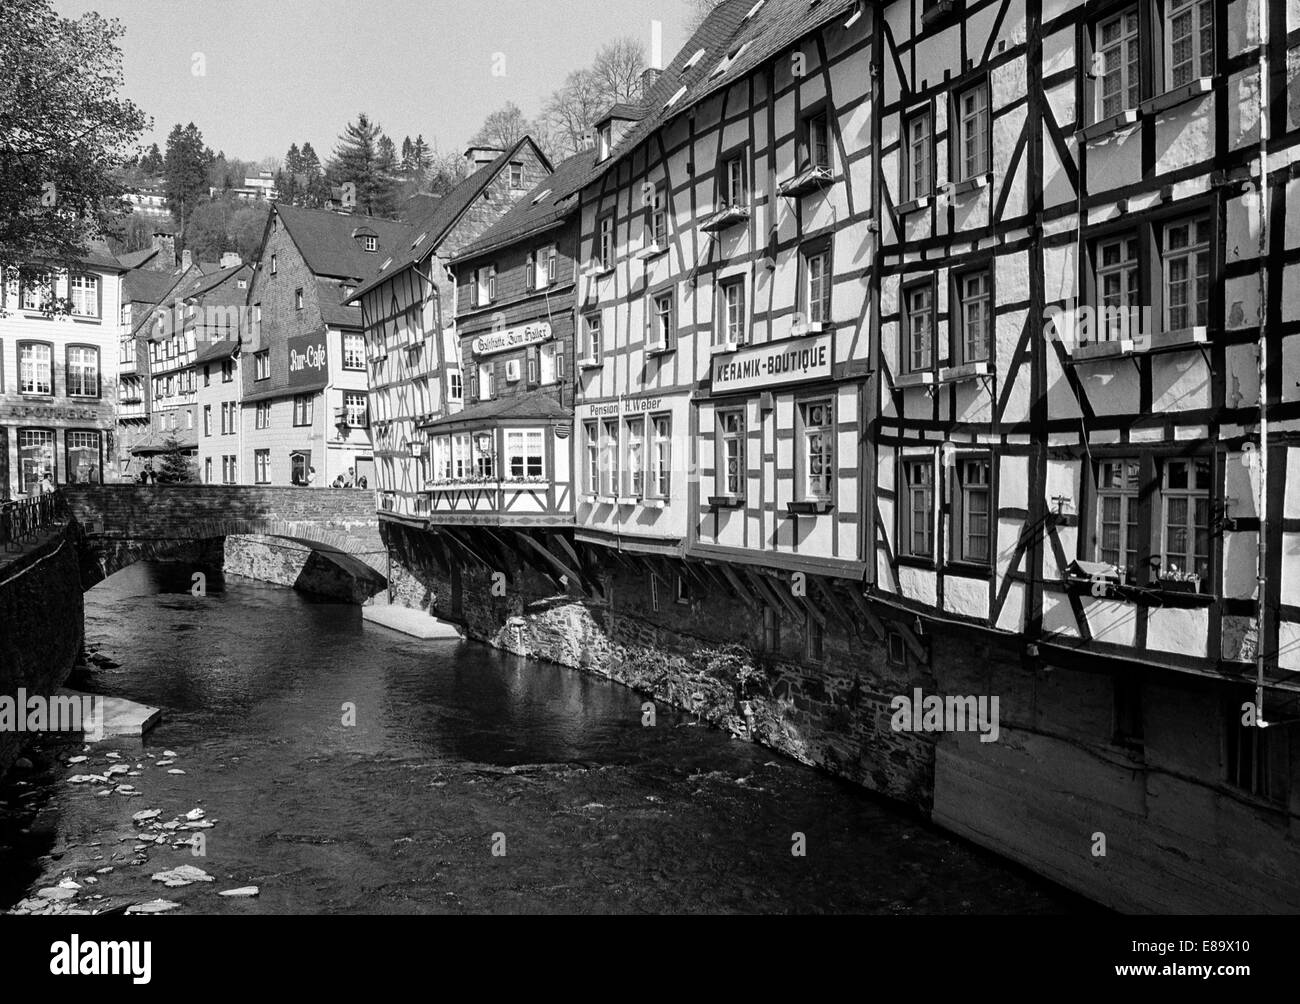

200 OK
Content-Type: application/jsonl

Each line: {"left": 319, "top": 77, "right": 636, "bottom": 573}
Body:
{"left": 0, "top": 561, "right": 1092, "bottom": 914}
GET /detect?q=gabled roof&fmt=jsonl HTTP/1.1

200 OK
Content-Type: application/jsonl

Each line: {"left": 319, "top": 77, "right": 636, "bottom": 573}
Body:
{"left": 451, "top": 149, "right": 596, "bottom": 265}
{"left": 116, "top": 246, "right": 161, "bottom": 270}
{"left": 172, "top": 263, "right": 250, "bottom": 301}
{"left": 122, "top": 268, "right": 183, "bottom": 307}
{"left": 195, "top": 339, "right": 239, "bottom": 364}
{"left": 348, "top": 135, "right": 554, "bottom": 302}
{"left": 596, "top": 102, "right": 648, "bottom": 126}
{"left": 424, "top": 389, "right": 569, "bottom": 428}
{"left": 316, "top": 277, "right": 362, "bottom": 328}
{"left": 273, "top": 204, "right": 412, "bottom": 281}
{"left": 399, "top": 193, "right": 443, "bottom": 223}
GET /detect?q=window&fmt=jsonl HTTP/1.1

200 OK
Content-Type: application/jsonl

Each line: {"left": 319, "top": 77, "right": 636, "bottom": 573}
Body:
{"left": 473, "top": 265, "right": 495, "bottom": 306}
{"left": 538, "top": 341, "right": 559, "bottom": 385}
{"left": 903, "top": 284, "right": 933, "bottom": 373}
{"left": 1160, "top": 457, "right": 1210, "bottom": 590}
{"left": 222, "top": 455, "right": 237, "bottom": 484}
{"left": 804, "top": 248, "right": 831, "bottom": 325}
{"left": 295, "top": 288, "right": 304, "bottom": 311}
{"left": 204, "top": 364, "right": 211, "bottom": 388}
{"left": 18, "top": 429, "right": 55, "bottom": 492}
{"left": 473, "top": 433, "right": 495, "bottom": 478}
{"left": 675, "top": 575, "right": 690, "bottom": 605}
{"left": 477, "top": 361, "right": 494, "bottom": 401}
{"left": 203, "top": 405, "right": 212, "bottom": 437}
{"left": 954, "top": 457, "right": 992, "bottom": 564}
{"left": 66, "top": 345, "right": 100, "bottom": 397}
{"left": 222, "top": 360, "right": 234, "bottom": 383}
{"left": 293, "top": 394, "right": 313, "bottom": 426}
{"left": 904, "top": 110, "right": 933, "bottom": 201}
{"left": 1162, "top": 216, "right": 1210, "bottom": 331}
{"left": 185, "top": 410, "right": 193, "bottom": 431}
{"left": 1096, "top": 234, "right": 1141, "bottom": 342}
{"left": 719, "top": 410, "right": 745, "bottom": 497}
{"left": 204, "top": 457, "right": 213, "bottom": 484}
{"left": 65, "top": 431, "right": 100, "bottom": 484}
{"left": 650, "top": 415, "right": 671, "bottom": 498}
{"left": 802, "top": 110, "right": 830, "bottom": 170}
{"left": 585, "top": 314, "right": 603, "bottom": 362}
{"left": 255, "top": 401, "right": 270, "bottom": 429}
{"left": 254, "top": 449, "right": 270, "bottom": 484}
{"left": 343, "top": 334, "right": 365, "bottom": 370}
{"left": 254, "top": 350, "right": 269, "bottom": 380}
{"left": 598, "top": 123, "right": 613, "bottom": 161}
{"left": 1167, "top": 0, "right": 1214, "bottom": 88}
{"left": 270, "top": 254, "right": 277, "bottom": 275}
{"left": 18, "top": 342, "right": 52, "bottom": 395}
{"left": 585, "top": 421, "right": 600, "bottom": 494}
{"left": 722, "top": 154, "right": 747, "bottom": 207}
{"left": 1225, "top": 696, "right": 1286, "bottom": 803}
{"left": 21, "top": 272, "right": 50, "bottom": 311}
{"left": 509, "top": 162, "right": 524, "bottom": 188}
{"left": 719, "top": 279, "right": 746, "bottom": 346}
{"left": 624, "top": 417, "right": 644, "bottom": 497}
{"left": 648, "top": 186, "right": 668, "bottom": 247}
{"left": 532, "top": 246, "right": 556, "bottom": 289}
{"left": 448, "top": 370, "right": 463, "bottom": 403}
{"left": 799, "top": 400, "right": 834, "bottom": 500}
{"left": 956, "top": 270, "right": 991, "bottom": 364}
{"left": 69, "top": 274, "right": 98, "bottom": 317}
{"left": 452, "top": 433, "right": 471, "bottom": 479}
{"left": 762, "top": 606, "right": 781, "bottom": 653}
{"left": 345, "top": 392, "right": 368, "bottom": 427}
{"left": 901, "top": 458, "right": 935, "bottom": 558}
{"left": 506, "top": 429, "right": 545, "bottom": 480}
{"left": 290, "top": 451, "right": 310, "bottom": 486}
{"left": 806, "top": 615, "right": 824, "bottom": 662}
{"left": 1097, "top": 8, "right": 1141, "bottom": 119}
{"left": 364, "top": 235, "right": 378, "bottom": 253}
{"left": 1096, "top": 459, "right": 1140, "bottom": 583}
{"left": 650, "top": 291, "right": 674, "bottom": 349}
{"left": 955, "top": 82, "right": 989, "bottom": 181}
{"left": 601, "top": 419, "right": 620, "bottom": 496}
{"left": 599, "top": 216, "right": 614, "bottom": 269}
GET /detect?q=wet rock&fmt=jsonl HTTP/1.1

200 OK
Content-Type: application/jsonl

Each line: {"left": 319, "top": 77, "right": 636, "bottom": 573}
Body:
{"left": 150, "top": 865, "right": 213, "bottom": 888}
{"left": 132, "top": 809, "right": 161, "bottom": 823}
{"left": 156, "top": 760, "right": 174, "bottom": 766}
{"left": 167, "top": 769, "right": 186, "bottom": 775}
{"left": 184, "top": 808, "right": 205, "bottom": 821}
{"left": 163, "top": 751, "right": 178, "bottom": 758}
{"left": 218, "top": 886, "right": 259, "bottom": 897}
{"left": 68, "top": 774, "right": 108, "bottom": 784}
{"left": 95, "top": 867, "right": 113, "bottom": 874}
{"left": 105, "top": 752, "right": 121, "bottom": 760}
{"left": 14, "top": 757, "right": 33, "bottom": 770}
{"left": 125, "top": 899, "right": 179, "bottom": 914}
{"left": 36, "top": 887, "right": 76, "bottom": 901}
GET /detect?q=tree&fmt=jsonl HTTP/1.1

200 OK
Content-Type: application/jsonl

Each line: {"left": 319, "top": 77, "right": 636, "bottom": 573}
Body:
{"left": 155, "top": 435, "right": 197, "bottom": 484}
{"left": 230, "top": 205, "right": 269, "bottom": 261}
{"left": 0, "top": 0, "right": 148, "bottom": 281}
{"left": 163, "top": 122, "right": 213, "bottom": 242}
{"left": 591, "top": 36, "right": 647, "bottom": 104}
{"left": 139, "top": 143, "right": 164, "bottom": 175}
{"left": 409, "top": 135, "right": 431, "bottom": 174}
{"left": 328, "top": 113, "right": 398, "bottom": 217}
{"left": 470, "top": 102, "right": 533, "bottom": 153}
{"left": 537, "top": 37, "right": 649, "bottom": 159}
{"left": 184, "top": 199, "right": 234, "bottom": 261}
{"left": 686, "top": 0, "right": 727, "bottom": 31}
{"left": 423, "top": 144, "right": 467, "bottom": 197}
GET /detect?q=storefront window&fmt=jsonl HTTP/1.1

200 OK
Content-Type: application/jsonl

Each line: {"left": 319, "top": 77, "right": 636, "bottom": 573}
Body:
{"left": 18, "top": 428, "right": 55, "bottom": 493}
{"left": 65, "top": 430, "right": 101, "bottom": 484}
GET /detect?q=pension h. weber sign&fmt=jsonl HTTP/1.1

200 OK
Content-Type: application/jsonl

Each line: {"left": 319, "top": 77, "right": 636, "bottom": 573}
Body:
{"left": 710, "top": 330, "right": 832, "bottom": 393}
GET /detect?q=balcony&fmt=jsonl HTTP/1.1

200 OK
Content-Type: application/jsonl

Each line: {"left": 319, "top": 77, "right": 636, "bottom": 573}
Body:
{"left": 778, "top": 165, "right": 833, "bottom": 199}
{"left": 700, "top": 204, "right": 751, "bottom": 233}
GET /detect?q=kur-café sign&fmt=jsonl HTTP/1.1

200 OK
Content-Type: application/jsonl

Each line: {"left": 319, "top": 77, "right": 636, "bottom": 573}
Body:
{"left": 288, "top": 332, "right": 328, "bottom": 388}
{"left": 472, "top": 321, "right": 551, "bottom": 357}
{"left": 711, "top": 331, "right": 832, "bottom": 393}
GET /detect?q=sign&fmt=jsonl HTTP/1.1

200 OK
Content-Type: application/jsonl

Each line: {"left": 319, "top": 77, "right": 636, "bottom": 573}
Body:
{"left": 0, "top": 403, "right": 108, "bottom": 423}
{"left": 472, "top": 321, "right": 551, "bottom": 357}
{"left": 287, "top": 332, "right": 328, "bottom": 388}
{"left": 576, "top": 394, "right": 672, "bottom": 421}
{"left": 710, "top": 331, "right": 833, "bottom": 394}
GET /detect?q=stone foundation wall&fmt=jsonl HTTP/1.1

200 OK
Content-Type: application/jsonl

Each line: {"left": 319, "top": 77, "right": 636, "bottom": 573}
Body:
{"left": 223, "top": 535, "right": 384, "bottom": 603}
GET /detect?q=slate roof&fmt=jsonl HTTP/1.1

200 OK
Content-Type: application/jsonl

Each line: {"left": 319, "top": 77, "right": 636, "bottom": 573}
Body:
{"left": 348, "top": 136, "right": 553, "bottom": 302}
{"left": 116, "top": 246, "right": 161, "bottom": 270}
{"left": 274, "top": 204, "right": 412, "bottom": 281}
{"left": 399, "top": 193, "right": 443, "bottom": 222}
{"left": 423, "top": 390, "right": 569, "bottom": 429}
{"left": 451, "top": 149, "right": 596, "bottom": 265}
{"left": 597, "top": 102, "right": 648, "bottom": 124}
{"left": 172, "top": 263, "right": 249, "bottom": 300}
{"left": 195, "top": 339, "right": 239, "bottom": 364}
{"left": 122, "top": 268, "right": 182, "bottom": 307}
{"left": 316, "top": 277, "right": 362, "bottom": 328}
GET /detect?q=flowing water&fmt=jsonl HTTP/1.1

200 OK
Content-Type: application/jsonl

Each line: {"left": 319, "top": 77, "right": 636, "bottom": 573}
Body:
{"left": 0, "top": 561, "right": 1092, "bottom": 914}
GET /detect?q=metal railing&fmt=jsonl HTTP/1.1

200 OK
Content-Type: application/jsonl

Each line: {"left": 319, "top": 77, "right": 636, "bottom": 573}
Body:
{"left": 0, "top": 490, "right": 67, "bottom": 552}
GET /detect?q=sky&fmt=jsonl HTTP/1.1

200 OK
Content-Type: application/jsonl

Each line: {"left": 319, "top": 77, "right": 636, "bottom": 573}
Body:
{"left": 54, "top": 0, "right": 696, "bottom": 165}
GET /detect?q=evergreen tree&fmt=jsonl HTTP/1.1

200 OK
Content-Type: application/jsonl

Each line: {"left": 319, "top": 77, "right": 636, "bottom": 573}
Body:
{"left": 410, "top": 135, "right": 431, "bottom": 174}
{"left": 285, "top": 142, "right": 304, "bottom": 176}
{"left": 400, "top": 136, "right": 414, "bottom": 173}
{"left": 156, "top": 435, "right": 197, "bottom": 484}
{"left": 328, "top": 114, "right": 398, "bottom": 217}
{"left": 140, "top": 142, "right": 164, "bottom": 175}
{"left": 163, "top": 122, "right": 213, "bottom": 242}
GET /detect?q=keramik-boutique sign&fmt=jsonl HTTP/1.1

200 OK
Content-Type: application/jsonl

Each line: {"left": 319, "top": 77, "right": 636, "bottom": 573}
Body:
{"left": 711, "top": 330, "right": 833, "bottom": 393}
{"left": 472, "top": 321, "right": 551, "bottom": 357}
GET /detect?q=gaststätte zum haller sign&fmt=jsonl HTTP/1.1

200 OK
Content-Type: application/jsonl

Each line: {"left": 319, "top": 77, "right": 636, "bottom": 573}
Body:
{"left": 472, "top": 320, "right": 552, "bottom": 356}
{"left": 710, "top": 330, "right": 833, "bottom": 393}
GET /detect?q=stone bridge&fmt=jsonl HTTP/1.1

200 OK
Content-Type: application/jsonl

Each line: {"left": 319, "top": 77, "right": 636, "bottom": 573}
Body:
{"left": 61, "top": 485, "right": 387, "bottom": 590}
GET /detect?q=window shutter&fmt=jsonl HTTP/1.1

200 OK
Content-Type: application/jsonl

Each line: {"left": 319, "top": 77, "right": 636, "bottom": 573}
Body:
{"left": 488, "top": 267, "right": 496, "bottom": 301}
{"left": 470, "top": 276, "right": 477, "bottom": 308}
{"left": 556, "top": 349, "right": 565, "bottom": 382}
{"left": 527, "top": 347, "right": 538, "bottom": 386}
{"left": 469, "top": 368, "right": 478, "bottom": 401}
{"left": 526, "top": 253, "right": 534, "bottom": 290}
{"left": 667, "top": 295, "right": 677, "bottom": 351}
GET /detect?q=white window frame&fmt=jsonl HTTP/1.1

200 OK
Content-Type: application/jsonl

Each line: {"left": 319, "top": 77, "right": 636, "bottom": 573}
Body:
{"left": 1162, "top": 216, "right": 1210, "bottom": 332}
{"left": 799, "top": 399, "right": 834, "bottom": 501}
{"left": 1096, "top": 234, "right": 1141, "bottom": 342}
{"left": 1096, "top": 7, "right": 1141, "bottom": 120}
{"left": 957, "top": 270, "right": 991, "bottom": 365}
{"left": 1159, "top": 457, "right": 1211, "bottom": 590}
{"left": 902, "top": 457, "right": 935, "bottom": 558}
{"left": 719, "top": 409, "right": 745, "bottom": 498}
{"left": 955, "top": 82, "right": 990, "bottom": 181}
{"left": 650, "top": 414, "right": 671, "bottom": 499}
{"left": 1096, "top": 458, "right": 1141, "bottom": 581}
{"left": 1166, "top": 0, "right": 1214, "bottom": 90}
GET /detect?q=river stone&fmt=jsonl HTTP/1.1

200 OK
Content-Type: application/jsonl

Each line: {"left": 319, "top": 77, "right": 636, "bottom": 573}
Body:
{"left": 150, "top": 865, "right": 213, "bottom": 887}
{"left": 167, "top": 769, "right": 186, "bottom": 775}
{"left": 218, "top": 886, "right": 259, "bottom": 897}
{"left": 125, "top": 899, "right": 180, "bottom": 914}
{"left": 184, "top": 808, "right": 205, "bottom": 820}
{"left": 67, "top": 756, "right": 88, "bottom": 764}
{"left": 132, "top": 809, "right": 161, "bottom": 823}
{"left": 36, "top": 887, "right": 76, "bottom": 901}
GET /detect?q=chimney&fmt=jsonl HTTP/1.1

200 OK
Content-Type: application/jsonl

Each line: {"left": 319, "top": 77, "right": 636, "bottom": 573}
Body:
{"left": 181, "top": 249, "right": 193, "bottom": 272}
{"left": 151, "top": 232, "right": 176, "bottom": 271}
{"left": 220, "top": 251, "right": 242, "bottom": 268}
{"left": 640, "top": 68, "right": 661, "bottom": 100}
{"left": 464, "top": 145, "right": 505, "bottom": 169}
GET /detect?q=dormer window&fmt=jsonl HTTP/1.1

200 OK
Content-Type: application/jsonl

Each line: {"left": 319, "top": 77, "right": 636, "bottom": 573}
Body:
{"left": 363, "top": 235, "right": 378, "bottom": 252}
{"left": 509, "top": 162, "right": 524, "bottom": 188}
{"left": 598, "top": 124, "right": 613, "bottom": 161}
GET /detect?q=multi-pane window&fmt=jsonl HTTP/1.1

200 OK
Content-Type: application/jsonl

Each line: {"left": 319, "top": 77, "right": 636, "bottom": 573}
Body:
{"left": 363, "top": 235, "right": 377, "bottom": 253}
{"left": 1097, "top": 8, "right": 1141, "bottom": 119}
{"left": 254, "top": 449, "right": 270, "bottom": 484}
{"left": 650, "top": 415, "right": 671, "bottom": 498}
{"left": 203, "top": 405, "right": 212, "bottom": 437}
{"left": 905, "top": 111, "right": 932, "bottom": 200}
{"left": 1167, "top": 0, "right": 1214, "bottom": 89}
{"left": 805, "top": 249, "right": 830, "bottom": 325}
{"left": 1161, "top": 457, "right": 1210, "bottom": 589}
{"left": 763, "top": 606, "right": 780, "bottom": 653}
{"left": 452, "top": 433, "right": 471, "bottom": 479}
{"left": 585, "top": 314, "right": 603, "bottom": 362}
{"left": 1096, "top": 459, "right": 1140, "bottom": 582}
{"left": 21, "top": 273, "right": 50, "bottom": 311}
{"left": 585, "top": 421, "right": 600, "bottom": 494}
{"left": 446, "top": 370, "right": 462, "bottom": 403}
{"left": 473, "top": 266, "right": 495, "bottom": 305}
{"left": 66, "top": 346, "right": 99, "bottom": 396}
{"left": 69, "top": 274, "right": 98, "bottom": 317}
{"left": 510, "top": 162, "right": 524, "bottom": 188}
{"left": 539, "top": 341, "right": 559, "bottom": 385}
{"left": 255, "top": 401, "right": 270, "bottom": 429}
{"left": 222, "top": 455, "right": 237, "bottom": 484}
{"left": 599, "top": 216, "right": 614, "bottom": 269}
{"left": 19, "top": 342, "right": 52, "bottom": 394}
{"left": 955, "top": 83, "right": 989, "bottom": 181}
{"left": 1163, "top": 217, "right": 1210, "bottom": 331}
{"left": 804, "top": 111, "right": 830, "bottom": 170}
{"left": 902, "top": 459, "right": 934, "bottom": 558}
{"left": 1096, "top": 234, "right": 1141, "bottom": 342}
{"left": 806, "top": 615, "right": 824, "bottom": 662}
{"left": 222, "top": 360, "right": 234, "bottom": 382}
{"left": 624, "top": 417, "right": 644, "bottom": 496}
{"left": 293, "top": 394, "right": 313, "bottom": 426}
{"left": 533, "top": 246, "right": 556, "bottom": 289}
{"left": 904, "top": 285, "right": 933, "bottom": 373}
{"left": 601, "top": 419, "right": 620, "bottom": 496}
{"left": 254, "top": 350, "right": 269, "bottom": 380}
{"left": 723, "top": 155, "right": 747, "bottom": 207}
{"left": 957, "top": 271, "right": 991, "bottom": 364}
{"left": 650, "top": 292, "right": 674, "bottom": 348}
{"left": 720, "top": 279, "right": 746, "bottom": 345}
{"left": 290, "top": 452, "right": 309, "bottom": 486}
{"left": 649, "top": 187, "right": 668, "bottom": 247}
{"left": 506, "top": 429, "right": 545, "bottom": 480}
{"left": 956, "top": 458, "right": 992, "bottom": 564}
{"left": 800, "top": 400, "right": 834, "bottom": 500}
{"left": 345, "top": 392, "right": 368, "bottom": 427}
{"left": 65, "top": 431, "right": 100, "bottom": 484}
{"left": 477, "top": 361, "right": 493, "bottom": 401}
{"left": 18, "top": 429, "right": 54, "bottom": 493}
{"left": 343, "top": 334, "right": 365, "bottom": 370}
{"left": 720, "top": 410, "right": 745, "bottom": 497}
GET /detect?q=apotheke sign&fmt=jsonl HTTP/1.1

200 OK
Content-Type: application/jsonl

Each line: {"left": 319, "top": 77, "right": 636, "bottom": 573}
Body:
{"left": 287, "top": 332, "right": 328, "bottom": 388}
{"left": 711, "top": 331, "right": 833, "bottom": 393}
{"left": 472, "top": 321, "right": 551, "bottom": 357}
